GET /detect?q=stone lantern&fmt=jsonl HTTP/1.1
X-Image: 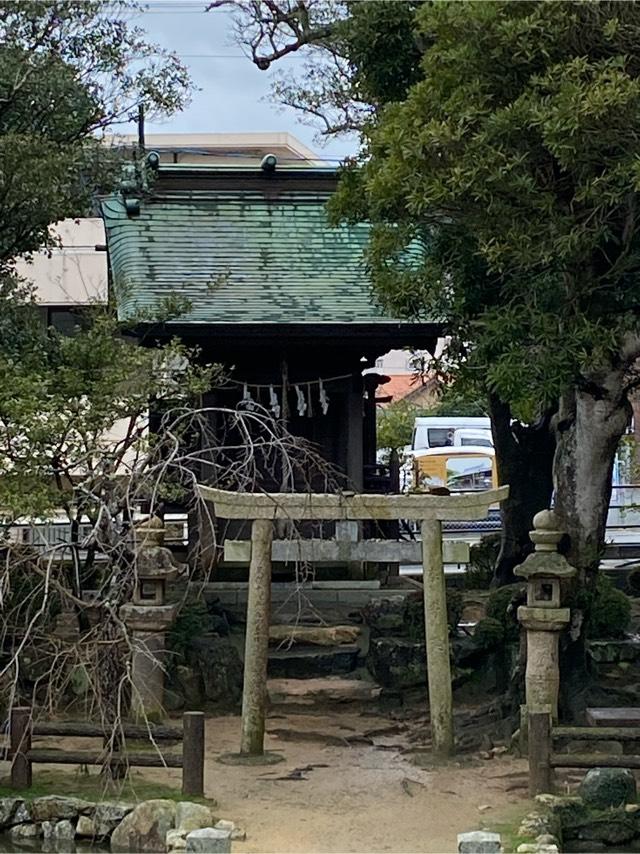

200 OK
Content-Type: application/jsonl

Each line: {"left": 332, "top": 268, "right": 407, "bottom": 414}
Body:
{"left": 120, "top": 517, "right": 186, "bottom": 720}
{"left": 515, "top": 509, "right": 576, "bottom": 720}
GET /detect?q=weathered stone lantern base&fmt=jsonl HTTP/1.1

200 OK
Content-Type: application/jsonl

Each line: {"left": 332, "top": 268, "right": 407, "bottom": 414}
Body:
{"left": 518, "top": 607, "right": 570, "bottom": 720}
{"left": 120, "top": 604, "right": 177, "bottom": 721}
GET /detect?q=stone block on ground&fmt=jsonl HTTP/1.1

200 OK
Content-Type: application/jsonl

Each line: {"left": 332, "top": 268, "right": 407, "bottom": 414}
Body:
{"left": 76, "top": 815, "right": 96, "bottom": 838}
{"left": 93, "top": 801, "right": 135, "bottom": 838}
{"left": 30, "top": 795, "right": 93, "bottom": 822}
{"left": 267, "top": 676, "right": 380, "bottom": 706}
{"left": 517, "top": 846, "right": 558, "bottom": 854}
{"left": 268, "top": 624, "right": 360, "bottom": 646}
{"left": 110, "top": 799, "right": 176, "bottom": 852}
{"left": 367, "top": 637, "right": 426, "bottom": 690}
{"left": 0, "top": 797, "right": 25, "bottom": 829}
{"left": 518, "top": 811, "right": 561, "bottom": 840}
{"left": 167, "top": 828, "right": 188, "bottom": 852}
{"left": 176, "top": 802, "right": 214, "bottom": 834}
{"left": 579, "top": 767, "right": 637, "bottom": 808}
{"left": 361, "top": 596, "right": 407, "bottom": 635}
{"left": 188, "top": 637, "right": 243, "bottom": 708}
{"left": 53, "top": 819, "right": 76, "bottom": 842}
{"left": 215, "top": 819, "right": 246, "bottom": 841}
{"left": 267, "top": 644, "right": 359, "bottom": 678}
{"left": 457, "top": 830, "right": 502, "bottom": 853}
{"left": 186, "top": 827, "right": 232, "bottom": 853}
{"left": 10, "top": 822, "right": 41, "bottom": 840}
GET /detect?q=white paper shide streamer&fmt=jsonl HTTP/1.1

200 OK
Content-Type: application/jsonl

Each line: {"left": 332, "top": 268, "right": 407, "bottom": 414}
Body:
{"left": 295, "top": 385, "right": 307, "bottom": 416}
{"left": 319, "top": 379, "right": 330, "bottom": 415}
{"left": 269, "top": 385, "right": 281, "bottom": 419}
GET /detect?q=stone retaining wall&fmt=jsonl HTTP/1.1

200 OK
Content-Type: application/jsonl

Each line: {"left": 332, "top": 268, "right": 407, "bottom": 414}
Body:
{"left": 0, "top": 795, "right": 244, "bottom": 853}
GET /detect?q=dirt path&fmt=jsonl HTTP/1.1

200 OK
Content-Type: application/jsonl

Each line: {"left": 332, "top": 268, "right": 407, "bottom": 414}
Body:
{"left": 151, "top": 710, "right": 530, "bottom": 853}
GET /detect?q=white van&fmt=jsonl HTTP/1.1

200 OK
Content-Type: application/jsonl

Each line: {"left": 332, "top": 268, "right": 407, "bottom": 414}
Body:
{"left": 412, "top": 417, "right": 492, "bottom": 452}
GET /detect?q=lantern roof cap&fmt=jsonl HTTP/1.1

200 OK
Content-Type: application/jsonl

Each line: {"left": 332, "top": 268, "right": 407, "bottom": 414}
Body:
{"left": 514, "top": 550, "right": 577, "bottom": 580}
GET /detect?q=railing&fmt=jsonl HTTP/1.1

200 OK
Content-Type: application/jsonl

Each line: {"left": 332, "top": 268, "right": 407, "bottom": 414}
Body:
{"left": 9, "top": 707, "right": 204, "bottom": 797}
{"left": 528, "top": 710, "right": 640, "bottom": 795}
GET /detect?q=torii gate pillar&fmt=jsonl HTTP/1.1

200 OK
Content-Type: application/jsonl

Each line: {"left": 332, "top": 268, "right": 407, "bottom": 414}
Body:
{"left": 240, "top": 519, "right": 273, "bottom": 755}
{"left": 422, "top": 519, "right": 454, "bottom": 755}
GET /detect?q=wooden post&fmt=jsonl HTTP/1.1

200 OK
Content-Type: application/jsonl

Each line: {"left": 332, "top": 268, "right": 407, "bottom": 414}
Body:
{"left": 240, "top": 519, "right": 273, "bottom": 755}
{"left": 182, "top": 711, "right": 205, "bottom": 797}
{"left": 528, "top": 709, "right": 552, "bottom": 796}
{"left": 421, "top": 519, "right": 454, "bottom": 757}
{"left": 10, "top": 706, "right": 32, "bottom": 789}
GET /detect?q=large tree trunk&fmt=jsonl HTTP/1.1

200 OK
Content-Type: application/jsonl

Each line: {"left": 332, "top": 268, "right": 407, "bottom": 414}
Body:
{"left": 553, "top": 369, "right": 632, "bottom": 719}
{"left": 554, "top": 372, "right": 631, "bottom": 576}
{"left": 488, "top": 393, "right": 555, "bottom": 586}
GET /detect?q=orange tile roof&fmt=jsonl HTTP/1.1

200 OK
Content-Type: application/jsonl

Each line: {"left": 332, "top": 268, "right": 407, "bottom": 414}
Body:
{"left": 377, "top": 374, "right": 437, "bottom": 404}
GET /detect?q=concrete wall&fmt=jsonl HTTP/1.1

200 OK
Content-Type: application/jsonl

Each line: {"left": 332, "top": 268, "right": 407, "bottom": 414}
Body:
{"left": 16, "top": 218, "right": 107, "bottom": 305}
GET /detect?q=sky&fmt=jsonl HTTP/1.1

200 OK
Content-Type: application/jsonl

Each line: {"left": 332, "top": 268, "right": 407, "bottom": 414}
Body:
{"left": 129, "top": 0, "right": 358, "bottom": 163}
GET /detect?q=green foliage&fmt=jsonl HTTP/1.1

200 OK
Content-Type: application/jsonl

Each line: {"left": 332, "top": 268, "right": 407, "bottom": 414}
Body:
{"left": 404, "top": 587, "right": 464, "bottom": 640}
{"left": 486, "top": 583, "right": 525, "bottom": 641}
{"left": 446, "top": 588, "right": 464, "bottom": 634}
{"left": 0, "top": 307, "right": 213, "bottom": 519}
{"left": 626, "top": 566, "right": 640, "bottom": 596}
{"left": 473, "top": 617, "right": 505, "bottom": 651}
{"left": 578, "top": 574, "right": 632, "bottom": 640}
{"left": 377, "top": 400, "right": 420, "bottom": 452}
{"left": 0, "top": 768, "right": 213, "bottom": 806}
{"left": 0, "top": 0, "right": 191, "bottom": 268}
{"left": 465, "top": 533, "right": 501, "bottom": 590}
{"left": 342, "top": 1, "right": 424, "bottom": 105}
{"left": 328, "top": 1, "right": 640, "bottom": 420}
{"left": 168, "top": 602, "right": 213, "bottom": 664}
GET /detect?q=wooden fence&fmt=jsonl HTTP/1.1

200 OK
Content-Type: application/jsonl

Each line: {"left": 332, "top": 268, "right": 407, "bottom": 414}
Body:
{"left": 9, "top": 707, "right": 204, "bottom": 797}
{"left": 528, "top": 710, "right": 640, "bottom": 795}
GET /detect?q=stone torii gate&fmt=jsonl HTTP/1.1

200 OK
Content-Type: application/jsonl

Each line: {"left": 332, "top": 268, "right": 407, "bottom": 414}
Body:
{"left": 198, "top": 484, "right": 509, "bottom": 760}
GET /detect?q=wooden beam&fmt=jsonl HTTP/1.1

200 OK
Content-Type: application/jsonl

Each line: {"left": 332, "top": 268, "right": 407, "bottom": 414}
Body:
{"left": 554, "top": 726, "right": 640, "bottom": 741}
{"left": 528, "top": 711, "right": 552, "bottom": 796}
{"left": 550, "top": 753, "right": 640, "bottom": 769}
{"left": 10, "top": 707, "right": 32, "bottom": 789}
{"left": 28, "top": 750, "right": 183, "bottom": 768}
{"left": 586, "top": 708, "right": 640, "bottom": 727}
{"left": 182, "top": 712, "right": 205, "bottom": 797}
{"left": 32, "top": 721, "right": 183, "bottom": 740}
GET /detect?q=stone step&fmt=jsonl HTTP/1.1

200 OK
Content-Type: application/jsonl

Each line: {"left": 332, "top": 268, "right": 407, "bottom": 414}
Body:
{"left": 267, "top": 644, "right": 361, "bottom": 679}
{"left": 268, "top": 624, "right": 361, "bottom": 646}
{"left": 268, "top": 676, "right": 382, "bottom": 708}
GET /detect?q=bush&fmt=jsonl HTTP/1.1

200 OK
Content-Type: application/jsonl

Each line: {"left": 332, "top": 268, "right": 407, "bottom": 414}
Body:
{"left": 485, "top": 583, "right": 525, "bottom": 641}
{"left": 447, "top": 588, "right": 464, "bottom": 634}
{"left": 167, "top": 601, "right": 213, "bottom": 663}
{"left": 465, "top": 533, "right": 501, "bottom": 589}
{"left": 626, "top": 566, "right": 640, "bottom": 597}
{"left": 588, "top": 576, "right": 631, "bottom": 640}
{"left": 403, "top": 588, "right": 465, "bottom": 640}
{"left": 474, "top": 617, "right": 505, "bottom": 650}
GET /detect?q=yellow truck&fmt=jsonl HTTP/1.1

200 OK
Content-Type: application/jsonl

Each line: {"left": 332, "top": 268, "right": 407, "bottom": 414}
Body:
{"left": 413, "top": 445, "right": 497, "bottom": 492}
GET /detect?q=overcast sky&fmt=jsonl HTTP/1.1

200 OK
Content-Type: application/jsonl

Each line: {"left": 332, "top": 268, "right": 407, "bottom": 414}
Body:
{"left": 131, "top": 1, "right": 357, "bottom": 162}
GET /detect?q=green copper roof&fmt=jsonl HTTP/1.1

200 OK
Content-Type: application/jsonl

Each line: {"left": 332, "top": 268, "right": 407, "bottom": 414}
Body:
{"left": 101, "top": 183, "right": 408, "bottom": 325}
